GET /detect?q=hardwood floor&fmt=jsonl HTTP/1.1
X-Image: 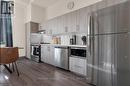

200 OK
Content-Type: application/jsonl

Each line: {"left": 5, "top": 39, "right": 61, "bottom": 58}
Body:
{"left": 0, "top": 58, "right": 92, "bottom": 86}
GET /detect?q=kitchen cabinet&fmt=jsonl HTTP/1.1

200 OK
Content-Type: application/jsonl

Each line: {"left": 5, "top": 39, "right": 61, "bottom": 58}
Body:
{"left": 41, "top": 5, "right": 91, "bottom": 35}
{"left": 41, "top": 45, "right": 55, "bottom": 65}
{"left": 78, "top": 7, "right": 89, "bottom": 34}
{"left": 39, "top": 21, "right": 47, "bottom": 31}
{"left": 30, "top": 22, "right": 39, "bottom": 33}
{"left": 67, "top": 11, "right": 77, "bottom": 33}
{"left": 63, "top": 14, "right": 68, "bottom": 33}
{"left": 69, "top": 57, "right": 87, "bottom": 76}
{"left": 51, "top": 18, "right": 58, "bottom": 34}
{"left": 56, "top": 17, "right": 63, "bottom": 34}
{"left": 44, "top": 20, "right": 54, "bottom": 35}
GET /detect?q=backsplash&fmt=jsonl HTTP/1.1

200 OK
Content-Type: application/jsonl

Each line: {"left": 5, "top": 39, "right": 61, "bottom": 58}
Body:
{"left": 52, "top": 33, "right": 87, "bottom": 45}
{"left": 31, "top": 33, "right": 87, "bottom": 45}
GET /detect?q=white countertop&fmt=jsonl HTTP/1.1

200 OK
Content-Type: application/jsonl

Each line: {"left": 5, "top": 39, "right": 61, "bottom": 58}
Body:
{"left": 40, "top": 44, "right": 87, "bottom": 48}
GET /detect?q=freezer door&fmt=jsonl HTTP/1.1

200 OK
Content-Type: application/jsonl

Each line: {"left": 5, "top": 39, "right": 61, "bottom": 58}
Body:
{"left": 114, "top": 33, "right": 130, "bottom": 86}
{"left": 97, "top": 34, "right": 115, "bottom": 86}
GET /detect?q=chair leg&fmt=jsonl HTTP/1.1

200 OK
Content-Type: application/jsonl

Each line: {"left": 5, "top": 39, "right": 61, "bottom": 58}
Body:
{"left": 14, "top": 62, "right": 19, "bottom": 76}
{"left": 12, "top": 63, "right": 15, "bottom": 72}
{"left": 3, "top": 65, "right": 12, "bottom": 73}
{"left": 9, "top": 64, "right": 10, "bottom": 68}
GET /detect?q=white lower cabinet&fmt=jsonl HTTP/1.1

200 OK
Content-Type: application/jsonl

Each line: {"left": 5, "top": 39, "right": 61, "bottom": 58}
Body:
{"left": 69, "top": 57, "right": 87, "bottom": 76}
{"left": 41, "top": 45, "right": 54, "bottom": 65}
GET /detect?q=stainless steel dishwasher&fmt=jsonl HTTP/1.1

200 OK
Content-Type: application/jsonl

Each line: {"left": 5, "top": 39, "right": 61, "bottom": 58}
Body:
{"left": 54, "top": 46, "right": 69, "bottom": 70}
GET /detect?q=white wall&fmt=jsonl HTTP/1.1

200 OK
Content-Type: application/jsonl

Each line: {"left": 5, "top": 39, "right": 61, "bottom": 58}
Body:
{"left": 12, "top": 2, "right": 26, "bottom": 56}
{"left": 25, "top": 4, "right": 31, "bottom": 23}
{"left": 47, "top": 0, "right": 102, "bottom": 19}
{"left": 31, "top": 4, "right": 46, "bottom": 23}
{"left": 25, "top": 4, "right": 46, "bottom": 23}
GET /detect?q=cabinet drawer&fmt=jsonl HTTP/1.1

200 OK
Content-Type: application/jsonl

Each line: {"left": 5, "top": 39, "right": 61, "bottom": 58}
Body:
{"left": 69, "top": 57, "right": 87, "bottom": 76}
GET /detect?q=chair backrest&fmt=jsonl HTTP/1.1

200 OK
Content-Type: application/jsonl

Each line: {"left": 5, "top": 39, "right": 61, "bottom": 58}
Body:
{"left": 0, "top": 47, "right": 19, "bottom": 64}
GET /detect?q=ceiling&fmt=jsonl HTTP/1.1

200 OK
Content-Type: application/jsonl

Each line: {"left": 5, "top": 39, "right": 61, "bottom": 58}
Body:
{"left": 16, "top": 0, "right": 64, "bottom": 8}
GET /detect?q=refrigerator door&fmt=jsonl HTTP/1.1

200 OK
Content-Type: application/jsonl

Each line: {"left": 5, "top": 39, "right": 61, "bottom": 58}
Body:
{"left": 97, "top": 33, "right": 130, "bottom": 86}
{"left": 114, "top": 33, "right": 130, "bottom": 86}
{"left": 95, "top": 1, "right": 130, "bottom": 35}
{"left": 97, "top": 34, "right": 115, "bottom": 86}
{"left": 95, "top": 5, "right": 117, "bottom": 35}
{"left": 116, "top": 1, "right": 130, "bottom": 33}
{"left": 87, "top": 1, "right": 130, "bottom": 86}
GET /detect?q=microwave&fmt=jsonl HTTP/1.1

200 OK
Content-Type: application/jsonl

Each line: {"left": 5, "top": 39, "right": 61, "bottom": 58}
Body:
{"left": 70, "top": 47, "right": 86, "bottom": 58}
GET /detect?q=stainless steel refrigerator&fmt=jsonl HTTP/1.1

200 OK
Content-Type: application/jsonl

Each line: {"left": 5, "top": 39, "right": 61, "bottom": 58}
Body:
{"left": 87, "top": 1, "right": 130, "bottom": 86}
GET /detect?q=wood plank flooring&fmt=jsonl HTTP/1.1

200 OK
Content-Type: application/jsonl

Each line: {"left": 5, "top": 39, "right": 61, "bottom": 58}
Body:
{"left": 0, "top": 58, "right": 92, "bottom": 86}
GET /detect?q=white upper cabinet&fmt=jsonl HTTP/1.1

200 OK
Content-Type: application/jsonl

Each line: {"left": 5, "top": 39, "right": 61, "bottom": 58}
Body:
{"left": 63, "top": 14, "right": 68, "bottom": 33}
{"left": 67, "top": 11, "right": 77, "bottom": 33}
{"left": 57, "top": 16, "right": 64, "bottom": 34}
{"left": 51, "top": 18, "right": 57, "bottom": 35}
{"left": 46, "top": 20, "right": 53, "bottom": 35}
{"left": 78, "top": 7, "right": 89, "bottom": 34}
{"left": 41, "top": 6, "right": 91, "bottom": 35}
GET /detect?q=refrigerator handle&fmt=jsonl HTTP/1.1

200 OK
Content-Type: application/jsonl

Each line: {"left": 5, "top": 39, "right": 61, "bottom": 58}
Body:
{"left": 87, "top": 15, "right": 93, "bottom": 56}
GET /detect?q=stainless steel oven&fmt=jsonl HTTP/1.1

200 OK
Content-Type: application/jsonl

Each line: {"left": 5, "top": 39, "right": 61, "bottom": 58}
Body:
{"left": 31, "top": 44, "right": 41, "bottom": 62}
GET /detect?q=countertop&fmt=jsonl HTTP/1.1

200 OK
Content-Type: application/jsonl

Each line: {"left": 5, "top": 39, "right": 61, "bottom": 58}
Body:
{"left": 40, "top": 44, "right": 87, "bottom": 48}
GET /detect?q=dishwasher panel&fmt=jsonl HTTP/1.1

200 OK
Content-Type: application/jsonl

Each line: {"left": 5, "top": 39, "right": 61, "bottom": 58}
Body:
{"left": 54, "top": 47, "right": 69, "bottom": 70}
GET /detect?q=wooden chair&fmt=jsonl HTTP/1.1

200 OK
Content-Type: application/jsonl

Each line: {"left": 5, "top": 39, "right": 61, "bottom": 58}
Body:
{"left": 0, "top": 47, "right": 19, "bottom": 76}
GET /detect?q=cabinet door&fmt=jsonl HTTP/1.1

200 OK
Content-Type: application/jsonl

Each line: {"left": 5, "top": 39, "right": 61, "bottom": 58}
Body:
{"left": 57, "top": 16, "right": 64, "bottom": 34}
{"left": 41, "top": 45, "right": 55, "bottom": 65}
{"left": 49, "top": 46, "right": 55, "bottom": 65}
{"left": 69, "top": 57, "right": 78, "bottom": 72}
{"left": 78, "top": 59, "right": 87, "bottom": 76}
{"left": 30, "top": 22, "right": 39, "bottom": 33}
{"left": 76, "top": 10, "right": 80, "bottom": 32}
{"left": 67, "top": 11, "right": 77, "bottom": 33}
{"left": 69, "top": 57, "right": 87, "bottom": 76}
{"left": 79, "top": 7, "right": 89, "bottom": 33}
{"left": 41, "top": 45, "right": 46, "bottom": 62}
{"left": 69, "top": 57, "right": 75, "bottom": 71}
{"left": 39, "top": 22, "right": 47, "bottom": 31}
{"left": 63, "top": 14, "right": 68, "bottom": 33}
{"left": 41, "top": 45, "right": 49, "bottom": 63}
{"left": 46, "top": 21, "right": 52, "bottom": 35}
{"left": 51, "top": 18, "right": 57, "bottom": 35}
